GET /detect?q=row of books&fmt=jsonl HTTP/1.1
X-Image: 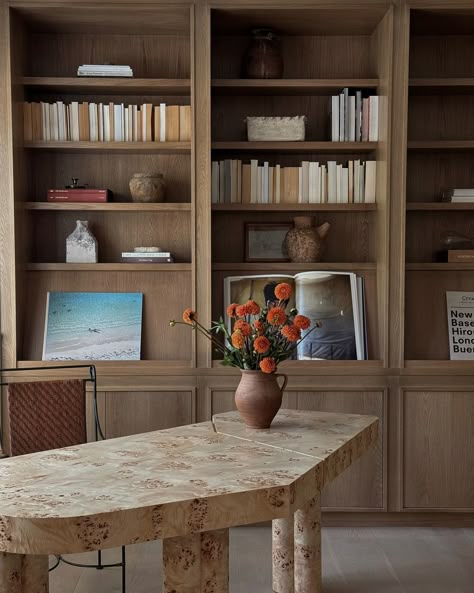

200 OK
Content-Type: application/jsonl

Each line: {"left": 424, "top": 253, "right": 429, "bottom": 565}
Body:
{"left": 442, "top": 189, "right": 474, "bottom": 203}
{"left": 211, "top": 159, "right": 376, "bottom": 205}
{"left": 77, "top": 64, "right": 133, "bottom": 77}
{"left": 23, "top": 102, "right": 192, "bottom": 143}
{"left": 330, "top": 89, "right": 379, "bottom": 142}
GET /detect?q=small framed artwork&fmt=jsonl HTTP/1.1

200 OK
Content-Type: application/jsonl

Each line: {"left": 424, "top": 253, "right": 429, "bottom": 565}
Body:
{"left": 245, "top": 223, "right": 291, "bottom": 263}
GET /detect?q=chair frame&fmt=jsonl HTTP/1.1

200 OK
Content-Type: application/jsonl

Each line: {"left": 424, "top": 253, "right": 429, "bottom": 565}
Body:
{"left": 0, "top": 364, "right": 126, "bottom": 593}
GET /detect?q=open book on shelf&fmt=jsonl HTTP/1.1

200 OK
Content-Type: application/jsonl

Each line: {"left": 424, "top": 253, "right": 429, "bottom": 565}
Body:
{"left": 224, "top": 271, "right": 367, "bottom": 361}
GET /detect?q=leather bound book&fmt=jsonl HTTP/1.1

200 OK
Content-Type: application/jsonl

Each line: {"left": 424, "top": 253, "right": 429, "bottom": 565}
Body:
{"left": 47, "top": 189, "right": 111, "bottom": 203}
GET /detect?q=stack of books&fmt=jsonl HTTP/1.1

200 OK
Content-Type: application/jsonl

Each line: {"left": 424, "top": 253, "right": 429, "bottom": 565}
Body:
{"left": 211, "top": 159, "right": 376, "bottom": 205}
{"left": 77, "top": 64, "right": 133, "bottom": 77}
{"left": 329, "top": 88, "right": 379, "bottom": 142}
{"left": 442, "top": 189, "right": 474, "bottom": 203}
{"left": 121, "top": 250, "right": 174, "bottom": 264}
{"left": 23, "top": 102, "right": 191, "bottom": 143}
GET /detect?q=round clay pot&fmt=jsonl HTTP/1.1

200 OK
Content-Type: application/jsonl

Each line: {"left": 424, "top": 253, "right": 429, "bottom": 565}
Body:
{"left": 234, "top": 370, "right": 288, "bottom": 429}
{"left": 242, "top": 28, "right": 283, "bottom": 79}
{"left": 284, "top": 216, "right": 330, "bottom": 263}
{"left": 129, "top": 173, "right": 165, "bottom": 203}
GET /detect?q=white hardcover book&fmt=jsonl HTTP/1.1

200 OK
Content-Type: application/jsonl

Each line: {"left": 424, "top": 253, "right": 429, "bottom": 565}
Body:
{"left": 250, "top": 159, "right": 258, "bottom": 204}
{"left": 103, "top": 105, "right": 110, "bottom": 142}
{"left": 66, "top": 105, "right": 71, "bottom": 140}
{"left": 114, "top": 104, "right": 122, "bottom": 141}
{"left": 356, "top": 91, "right": 362, "bottom": 142}
{"left": 124, "top": 107, "right": 129, "bottom": 142}
{"left": 263, "top": 161, "right": 269, "bottom": 203}
{"left": 132, "top": 105, "right": 138, "bottom": 141}
{"left": 349, "top": 96, "right": 356, "bottom": 142}
{"left": 327, "top": 161, "right": 337, "bottom": 203}
{"left": 298, "top": 167, "right": 303, "bottom": 204}
{"left": 354, "top": 160, "right": 360, "bottom": 203}
{"left": 275, "top": 165, "right": 281, "bottom": 204}
{"left": 128, "top": 107, "right": 133, "bottom": 143}
{"left": 50, "top": 104, "right": 59, "bottom": 141}
{"left": 360, "top": 161, "right": 366, "bottom": 202}
{"left": 299, "top": 161, "right": 308, "bottom": 204}
{"left": 268, "top": 165, "right": 273, "bottom": 203}
{"left": 121, "top": 104, "right": 126, "bottom": 142}
{"left": 320, "top": 165, "right": 327, "bottom": 203}
{"left": 57, "top": 102, "right": 65, "bottom": 141}
{"left": 98, "top": 103, "right": 104, "bottom": 142}
{"left": 336, "top": 164, "right": 342, "bottom": 203}
{"left": 342, "top": 167, "right": 349, "bottom": 203}
{"left": 369, "top": 96, "right": 379, "bottom": 141}
{"left": 344, "top": 87, "right": 349, "bottom": 141}
{"left": 44, "top": 103, "right": 51, "bottom": 141}
{"left": 141, "top": 103, "right": 147, "bottom": 142}
{"left": 89, "top": 103, "right": 97, "bottom": 141}
{"left": 160, "top": 103, "right": 166, "bottom": 142}
{"left": 331, "top": 96, "right": 339, "bottom": 142}
{"left": 257, "top": 166, "right": 263, "bottom": 203}
{"left": 365, "top": 161, "right": 377, "bottom": 203}
{"left": 315, "top": 163, "right": 321, "bottom": 204}
{"left": 339, "top": 92, "right": 345, "bottom": 142}
{"left": 348, "top": 160, "right": 354, "bottom": 203}
{"left": 211, "top": 161, "right": 219, "bottom": 203}
{"left": 70, "top": 102, "right": 79, "bottom": 142}
{"left": 308, "top": 162, "right": 315, "bottom": 203}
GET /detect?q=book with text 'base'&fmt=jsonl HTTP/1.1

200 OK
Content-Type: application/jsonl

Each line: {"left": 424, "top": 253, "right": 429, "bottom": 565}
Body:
{"left": 446, "top": 291, "right": 474, "bottom": 360}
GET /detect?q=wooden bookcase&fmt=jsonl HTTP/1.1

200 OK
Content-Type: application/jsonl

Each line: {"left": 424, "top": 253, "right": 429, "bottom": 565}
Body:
{"left": 1, "top": 0, "right": 473, "bottom": 522}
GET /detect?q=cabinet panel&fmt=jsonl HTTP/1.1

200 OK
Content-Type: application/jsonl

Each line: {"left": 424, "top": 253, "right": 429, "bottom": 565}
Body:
{"left": 403, "top": 391, "right": 474, "bottom": 510}
{"left": 104, "top": 390, "right": 194, "bottom": 438}
{"left": 296, "top": 391, "right": 384, "bottom": 510}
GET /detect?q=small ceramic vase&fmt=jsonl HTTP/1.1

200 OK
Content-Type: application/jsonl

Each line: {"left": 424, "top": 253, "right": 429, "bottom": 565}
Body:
{"left": 284, "top": 216, "right": 330, "bottom": 263}
{"left": 66, "top": 220, "right": 98, "bottom": 263}
{"left": 234, "top": 370, "right": 288, "bottom": 429}
{"left": 129, "top": 173, "right": 165, "bottom": 203}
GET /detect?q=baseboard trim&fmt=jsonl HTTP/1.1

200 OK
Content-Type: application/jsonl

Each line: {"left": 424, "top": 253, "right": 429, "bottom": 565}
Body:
{"left": 321, "top": 512, "right": 474, "bottom": 527}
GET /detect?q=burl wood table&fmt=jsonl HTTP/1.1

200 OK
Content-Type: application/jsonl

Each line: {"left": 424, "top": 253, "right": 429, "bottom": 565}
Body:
{"left": 0, "top": 409, "right": 377, "bottom": 593}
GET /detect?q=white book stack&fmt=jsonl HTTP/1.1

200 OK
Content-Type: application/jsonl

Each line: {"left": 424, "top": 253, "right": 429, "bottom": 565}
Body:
{"left": 442, "top": 189, "right": 474, "bottom": 203}
{"left": 330, "top": 88, "right": 379, "bottom": 142}
{"left": 77, "top": 64, "right": 133, "bottom": 77}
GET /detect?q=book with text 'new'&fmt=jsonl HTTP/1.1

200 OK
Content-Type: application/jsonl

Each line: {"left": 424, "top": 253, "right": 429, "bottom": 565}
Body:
{"left": 446, "top": 291, "right": 474, "bottom": 360}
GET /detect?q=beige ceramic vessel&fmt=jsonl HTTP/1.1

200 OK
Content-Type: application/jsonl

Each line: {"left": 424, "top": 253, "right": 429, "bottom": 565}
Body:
{"left": 129, "top": 173, "right": 165, "bottom": 203}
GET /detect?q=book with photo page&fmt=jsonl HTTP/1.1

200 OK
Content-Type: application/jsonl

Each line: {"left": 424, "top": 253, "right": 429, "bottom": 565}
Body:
{"left": 224, "top": 271, "right": 367, "bottom": 360}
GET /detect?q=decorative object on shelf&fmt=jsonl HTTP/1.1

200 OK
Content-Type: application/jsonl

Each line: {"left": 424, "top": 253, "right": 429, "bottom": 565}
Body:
{"left": 170, "top": 283, "right": 319, "bottom": 428}
{"left": 245, "top": 223, "right": 291, "bottom": 262}
{"left": 242, "top": 28, "right": 283, "bottom": 79}
{"left": 43, "top": 292, "right": 143, "bottom": 361}
{"left": 284, "top": 217, "right": 330, "bottom": 263}
{"left": 129, "top": 173, "right": 165, "bottom": 203}
{"left": 66, "top": 220, "right": 98, "bottom": 263}
{"left": 438, "top": 231, "right": 474, "bottom": 262}
{"left": 246, "top": 116, "right": 306, "bottom": 141}
{"left": 77, "top": 64, "right": 133, "bottom": 77}
{"left": 48, "top": 178, "right": 111, "bottom": 203}
{"left": 121, "top": 247, "right": 174, "bottom": 263}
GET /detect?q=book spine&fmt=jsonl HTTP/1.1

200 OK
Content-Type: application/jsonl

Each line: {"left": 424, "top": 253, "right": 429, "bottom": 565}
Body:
{"left": 121, "top": 257, "right": 173, "bottom": 263}
{"left": 121, "top": 251, "right": 171, "bottom": 258}
{"left": 160, "top": 103, "right": 166, "bottom": 142}
{"left": 369, "top": 96, "right": 379, "bottom": 141}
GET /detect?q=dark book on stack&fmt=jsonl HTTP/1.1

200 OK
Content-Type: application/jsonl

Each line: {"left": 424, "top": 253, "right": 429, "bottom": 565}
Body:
{"left": 48, "top": 189, "right": 111, "bottom": 203}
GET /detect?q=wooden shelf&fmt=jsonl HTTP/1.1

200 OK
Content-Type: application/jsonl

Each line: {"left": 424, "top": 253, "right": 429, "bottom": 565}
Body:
{"left": 407, "top": 202, "right": 474, "bottom": 210}
{"left": 406, "top": 263, "right": 474, "bottom": 271}
{"left": 213, "top": 262, "right": 376, "bottom": 271}
{"left": 25, "top": 263, "right": 192, "bottom": 271}
{"left": 211, "top": 359, "right": 385, "bottom": 376}
{"left": 211, "top": 78, "right": 379, "bottom": 95}
{"left": 21, "top": 77, "right": 191, "bottom": 95}
{"left": 211, "top": 141, "right": 377, "bottom": 153}
{"left": 212, "top": 203, "right": 376, "bottom": 212}
{"left": 409, "top": 78, "right": 474, "bottom": 95}
{"left": 24, "top": 202, "right": 191, "bottom": 212}
{"left": 407, "top": 140, "right": 474, "bottom": 152}
{"left": 15, "top": 360, "right": 195, "bottom": 376}
{"left": 24, "top": 141, "right": 191, "bottom": 154}
{"left": 403, "top": 360, "right": 474, "bottom": 375}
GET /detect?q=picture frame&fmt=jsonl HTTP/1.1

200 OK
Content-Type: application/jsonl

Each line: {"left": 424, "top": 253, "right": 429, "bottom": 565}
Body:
{"left": 244, "top": 223, "right": 291, "bottom": 263}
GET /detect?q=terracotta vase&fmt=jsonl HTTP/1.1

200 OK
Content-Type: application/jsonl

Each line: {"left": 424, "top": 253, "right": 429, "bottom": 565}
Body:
{"left": 234, "top": 370, "right": 288, "bottom": 429}
{"left": 284, "top": 216, "right": 330, "bottom": 263}
{"left": 242, "top": 28, "right": 283, "bottom": 79}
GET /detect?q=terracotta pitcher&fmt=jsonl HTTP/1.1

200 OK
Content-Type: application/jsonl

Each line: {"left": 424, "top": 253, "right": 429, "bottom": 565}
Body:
{"left": 284, "top": 216, "right": 330, "bottom": 263}
{"left": 234, "top": 370, "right": 288, "bottom": 429}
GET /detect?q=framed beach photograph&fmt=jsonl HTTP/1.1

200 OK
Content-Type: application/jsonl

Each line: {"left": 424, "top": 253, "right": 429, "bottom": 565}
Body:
{"left": 245, "top": 223, "right": 291, "bottom": 263}
{"left": 42, "top": 292, "right": 143, "bottom": 361}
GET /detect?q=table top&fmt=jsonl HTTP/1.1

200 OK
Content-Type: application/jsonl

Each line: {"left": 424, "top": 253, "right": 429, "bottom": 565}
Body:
{"left": 0, "top": 410, "right": 377, "bottom": 555}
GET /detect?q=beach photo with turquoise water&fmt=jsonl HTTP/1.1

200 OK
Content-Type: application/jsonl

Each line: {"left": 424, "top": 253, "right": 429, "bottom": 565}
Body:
{"left": 43, "top": 292, "right": 143, "bottom": 361}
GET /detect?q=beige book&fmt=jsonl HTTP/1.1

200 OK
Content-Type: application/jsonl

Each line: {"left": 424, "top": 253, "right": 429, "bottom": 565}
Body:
{"left": 268, "top": 166, "right": 274, "bottom": 203}
{"left": 364, "top": 160, "right": 377, "bottom": 203}
{"left": 242, "top": 164, "right": 251, "bottom": 203}
{"left": 154, "top": 106, "right": 161, "bottom": 142}
{"left": 31, "top": 102, "right": 42, "bottom": 141}
{"left": 282, "top": 167, "right": 299, "bottom": 203}
{"left": 109, "top": 102, "right": 115, "bottom": 142}
{"left": 348, "top": 160, "right": 354, "bottom": 204}
{"left": 231, "top": 159, "right": 238, "bottom": 203}
{"left": 237, "top": 159, "right": 242, "bottom": 203}
{"left": 179, "top": 105, "right": 191, "bottom": 141}
{"left": 166, "top": 105, "right": 180, "bottom": 141}
{"left": 274, "top": 165, "right": 281, "bottom": 204}
{"left": 137, "top": 108, "right": 142, "bottom": 142}
{"left": 23, "top": 103, "right": 33, "bottom": 142}
{"left": 79, "top": 102, "right": 89, "bottom": 141}
{"left": 143, "top": 103, "right": 153, "bottom": 142}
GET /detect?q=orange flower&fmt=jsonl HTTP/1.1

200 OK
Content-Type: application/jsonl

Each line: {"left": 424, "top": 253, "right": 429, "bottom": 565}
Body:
{"left": 234, "top": 320, "right": 252, "bottom": 337}
{"left": 183, "top": 308, "right": 196, "bottom": 324}
{"left": 274, "top": 282, "right": 292, "bottom": 301}
{"left": 267, "top": 307, "right": 287, "bottom": 326}
{"left": 235, "top": 304, "right": 250, "bottom": 317}
{"left": 231, "top": 331, "right": 245, "bottom": 349}
{"left": 260, "top": 357, "right": 276, "bottom": 374}
{"left": 293, "top": 315, "right": 311, "bottom": 330}
{"left": 281, "top": 325, "right": 301, "bottom": 342}
{"left": 254, "top": 319, "right": 265, "bottom": 334}
{"left": 227, "top": 303, "right": 238, "bottom": 318}
{"left": 246, "top": 299, "right": 260, "bottom": 315}
{"left": 254, "top": 335, "right": 270, "bottom": 354}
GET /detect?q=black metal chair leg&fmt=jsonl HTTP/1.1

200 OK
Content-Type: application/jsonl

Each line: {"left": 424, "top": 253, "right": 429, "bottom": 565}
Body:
{"left": 121, "top": 546, "right": 126, "bottom": 593}
{"left": 97, "top": 549, "right": 104, "bottom": 569}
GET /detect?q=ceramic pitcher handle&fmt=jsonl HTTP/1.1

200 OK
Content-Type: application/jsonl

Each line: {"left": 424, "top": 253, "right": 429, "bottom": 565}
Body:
{"left": 275, "top": 373, "right": 288, "bottom": 392}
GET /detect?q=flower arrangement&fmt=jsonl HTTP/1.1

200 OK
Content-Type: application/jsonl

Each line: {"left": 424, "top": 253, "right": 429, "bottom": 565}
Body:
{"left": 170, "top": 282, "right": 319, "bottom": 373}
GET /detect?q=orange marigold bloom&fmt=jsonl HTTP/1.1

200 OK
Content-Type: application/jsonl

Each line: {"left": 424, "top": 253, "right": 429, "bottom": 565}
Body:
{"left": 293, "top": 315, "right": 311, "bottom": 330}
{"left": 183, "top": 308, "right": 196, "bottom": 324}
{"left": 274, "top": 282, "right": 292, "bottom": 301}
{"left": 246, "top": 299, "right": 260, "bottom": 315}
{"left": 254, "top": 319, "right": 265, "bottom": 334}
{"left": 267, "top": 307, "right": 287, "bottom": 326}
{"left": 226, "top": 303, "right": 238, "bottom": 318}
{"left": 281, "top": 325, "right": 301, "bottom": 342}
{"left": 231, "top": 331, "right": 245, "bottom": 349}
{"left": 234, "top": 320, "right": 252, "bottom": 337}
{"left": 235, "top": 304, "right": 250, "bottom": 317}
{"left": 254, "top": 335, "right": 270, "bottom": 354}
{"left": 260, "top": 357, "right": 276, "bottom": 374}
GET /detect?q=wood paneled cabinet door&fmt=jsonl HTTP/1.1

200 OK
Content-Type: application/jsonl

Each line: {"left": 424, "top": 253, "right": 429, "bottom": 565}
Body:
{"left": 403, "top": 391, "right": 474, "bottom": 510}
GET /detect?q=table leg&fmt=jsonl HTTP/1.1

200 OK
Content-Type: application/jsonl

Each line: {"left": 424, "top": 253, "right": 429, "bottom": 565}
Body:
{"left": 0, "top": 553, "right": 49, "bottom": 593}
{"left": 272, "top": 518, "right": 294, "bottom": 593}
{"left": 294, "top": 493, "right": 321, "bottom": 593}
{"left": 163, "top": 529, "right": 229, "bottom": 593}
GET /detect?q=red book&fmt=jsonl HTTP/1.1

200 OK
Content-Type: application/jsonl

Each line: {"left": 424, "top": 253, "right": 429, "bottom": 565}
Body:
{"left": 47, "top": 189, "right": 110, "bottom": 203}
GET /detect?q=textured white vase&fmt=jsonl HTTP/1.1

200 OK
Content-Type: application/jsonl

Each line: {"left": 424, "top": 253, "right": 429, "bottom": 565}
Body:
{"left": 66, "top": 220, "right": 98, "bottom": 263}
